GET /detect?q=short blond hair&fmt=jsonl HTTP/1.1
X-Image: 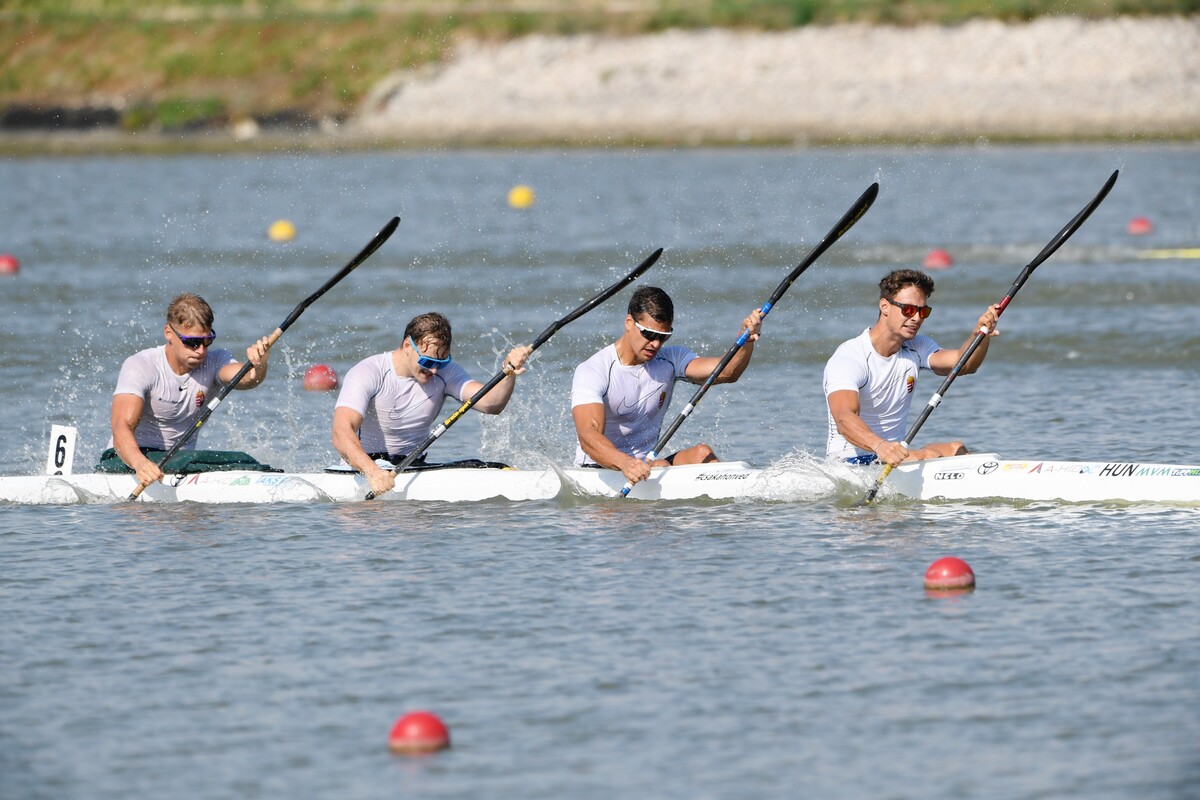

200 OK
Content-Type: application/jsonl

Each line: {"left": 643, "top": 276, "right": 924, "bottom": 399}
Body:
{"left": 167, "top": 293, "right": 215, "bottom": 330}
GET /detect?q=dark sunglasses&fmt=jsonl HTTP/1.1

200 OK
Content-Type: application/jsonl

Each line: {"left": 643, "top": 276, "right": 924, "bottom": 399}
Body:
{"left": 634, "top": 320, "right": 673, "bottom": 343}
{"left": 409, "top": 336, "right": 451, "bottom": 369}
{"left": 170, "top": 324, "right": 217, "bottom": 350}
{"left": 885, "top": 298, "right": 933, "bottom": 320}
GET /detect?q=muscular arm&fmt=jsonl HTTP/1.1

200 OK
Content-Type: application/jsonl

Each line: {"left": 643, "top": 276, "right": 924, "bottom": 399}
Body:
{"left": 332, "top": 406, "right": 394, "bottom": 496}
{"left": 928, "top": 304, "right": 1000, "bottom": 376}
{"left": 111, "top": 393, "right": 164, "bottom": 485}
{"left": 827, "top": 388, "right": 908, "bottom": 467}
{"left": 683, "top": 308, "right": 764, "bottom": 385}
{"left": 461, "top": 345, "right": 532, "bottom": 414}
{"left": 572, "top": 402, "right": 652, "bottom": 484}
{"left": 218, "top": 336, "right": 272, "bottom": 389}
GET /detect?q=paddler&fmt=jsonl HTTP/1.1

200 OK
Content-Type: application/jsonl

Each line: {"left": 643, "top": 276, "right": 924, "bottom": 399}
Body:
{"left": 824, "top": 269, "right": 1000, "bottom": 467}
{"left": 570, "top": 285, "right": 765, "bottom": 487}
{"left": 332, "top": 311, "right": 532, "bottom": 497}
{"left": 99, "top": 293, "right": 273, "bottom": 486}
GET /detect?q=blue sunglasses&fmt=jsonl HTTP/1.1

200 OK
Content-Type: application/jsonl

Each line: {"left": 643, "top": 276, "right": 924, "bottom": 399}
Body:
{"left": 409, "top": 336, "right": 451, "bottom": 369}
{"left": 170, "top": 324, "right": 217, "bottom": 350}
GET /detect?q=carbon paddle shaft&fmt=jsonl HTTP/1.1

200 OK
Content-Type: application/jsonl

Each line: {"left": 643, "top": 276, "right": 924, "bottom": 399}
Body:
{"left": 127, "top": 216, "right": 401, "bottom": 501}
{"left": 363, "top": 247, "right": 665, "bottom": 500}
{"left": 619, "top": 182, "right": 881, "bottom": 497}
{"left": 861, "top": 169, "right": 1120, "bottom": 505}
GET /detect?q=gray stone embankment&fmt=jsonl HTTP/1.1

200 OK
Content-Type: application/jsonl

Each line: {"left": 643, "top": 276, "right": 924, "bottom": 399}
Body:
{"left": 355, "top": 16, "right": 1200, "bottom": 144}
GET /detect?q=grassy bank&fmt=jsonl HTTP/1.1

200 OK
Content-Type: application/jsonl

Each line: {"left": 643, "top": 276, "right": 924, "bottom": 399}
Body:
{"left": 2, "top": 0, "right": 1195, "bottom": 132}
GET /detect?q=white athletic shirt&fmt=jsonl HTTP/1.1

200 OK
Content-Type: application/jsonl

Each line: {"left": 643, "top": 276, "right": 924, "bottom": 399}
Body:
{"left": 335, "top": 352, "right": 472, "bottom": 458}
{"left": 108, "top": 345, "right": 237, "bottom": 450}
{"left": 823, "top": 328, "right": 941, "bottom": 459}
{"left": 571, "top": 343, "right": 697, "bottom": 466}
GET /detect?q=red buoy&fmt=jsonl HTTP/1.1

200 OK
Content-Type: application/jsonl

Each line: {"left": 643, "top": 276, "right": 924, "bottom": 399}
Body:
{"left": 1126, "top": 217, "right": 1152, "bottom": 235}
{"left": 0, "top": 253, "right": 19, "bottom": 275}
{"left": 922, "top": 248, "right": 953, "bottom": 270}
{"left": 388, "top": 711, "right": 450, "bottom": 754}
{"left": 924, "top": 557, "right": 975, "bottom": 591}
{"left": 302, "top": 364, "right": 338, "bottom": 391}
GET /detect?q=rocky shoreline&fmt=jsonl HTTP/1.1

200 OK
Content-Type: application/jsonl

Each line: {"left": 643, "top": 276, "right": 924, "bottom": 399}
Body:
{"left": 4, "top": 16, "right": 1198, "bottom": 150}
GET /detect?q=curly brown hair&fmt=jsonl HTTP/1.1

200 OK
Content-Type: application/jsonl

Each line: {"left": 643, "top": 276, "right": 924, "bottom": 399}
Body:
{"left": 879, "top": 269, "right": 935, "bottom": 300}
{"left": 403, "top": 312, "right": 452, "bottom": 350}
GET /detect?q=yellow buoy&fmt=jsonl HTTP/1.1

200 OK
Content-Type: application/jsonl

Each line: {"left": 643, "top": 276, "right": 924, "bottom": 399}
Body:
{"left": 507, "top": 185, "right": 535, "bottom": 210}
{"left": 268, "top": 219, "right": 296, "bottom": 242}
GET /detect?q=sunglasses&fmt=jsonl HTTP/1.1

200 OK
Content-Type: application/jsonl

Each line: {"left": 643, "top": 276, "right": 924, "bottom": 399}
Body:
{"left": 885, "top": 298, "right": 933, "bottom": 320}
{"left": 409, "top": 336, "right": 452, "bottom": 369}
{"left": 170, "top": 324, "right": 217, "bottom": 350}
{"left": 634, "top": 320, "right": 673, "bottom": 343}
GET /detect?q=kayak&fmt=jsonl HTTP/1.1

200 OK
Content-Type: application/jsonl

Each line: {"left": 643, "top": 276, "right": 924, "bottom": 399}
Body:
{"left": 884, "top": 452, "right": 1200, "bottom": 504}
{"left": 558, "top": 453, "right": 1200, "bottom": 504}
{"left": 5, "top": 453, "right": 1197, "bottom": 505}
{"left": 0, "top": 467, "right": 561, "bottom": 504}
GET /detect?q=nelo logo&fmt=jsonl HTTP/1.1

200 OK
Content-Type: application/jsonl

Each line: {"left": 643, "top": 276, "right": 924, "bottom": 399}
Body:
{"left": 934, "top": 471, "right": 965, "bottom": 481}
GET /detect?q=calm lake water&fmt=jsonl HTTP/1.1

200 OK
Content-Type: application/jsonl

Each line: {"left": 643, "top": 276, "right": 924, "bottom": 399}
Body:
{"left": 1, "top": 144, "right": 1198, "bottom": 799}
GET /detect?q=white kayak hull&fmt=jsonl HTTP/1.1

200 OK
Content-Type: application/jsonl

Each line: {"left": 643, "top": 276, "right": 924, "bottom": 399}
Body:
{"left": 0, "top": 467, "right": 561, "bottom": 505}
{"left": 558, "top": 461, "right": 765, "bottom": 500}
{"left": 886, "top": 453, "right": 1200, "bottom": 504}
{"left": 5, "top": 453, "right": 1198, "bottom": 505}
{"left": 560, "top": 453, "right": 1200, "bottom": 504}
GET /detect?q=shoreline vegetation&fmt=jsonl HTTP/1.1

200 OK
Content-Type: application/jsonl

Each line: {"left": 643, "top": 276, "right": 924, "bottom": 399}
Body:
{"left": 2, "top": 1, "right": 1198, "bottom": 152}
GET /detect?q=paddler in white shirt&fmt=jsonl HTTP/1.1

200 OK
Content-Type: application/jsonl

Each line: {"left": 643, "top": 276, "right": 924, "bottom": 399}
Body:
{"left": 571, "top": 285, "right": 765, "bottom": 487}
{"left": 332, "top": 311, "right": 532, "bottom": 498}
{"left": 824, "top": 268, "right": 1000, "bottom": 467}
{"left": 105, "top": 293, "right": 272, "bottom": 487}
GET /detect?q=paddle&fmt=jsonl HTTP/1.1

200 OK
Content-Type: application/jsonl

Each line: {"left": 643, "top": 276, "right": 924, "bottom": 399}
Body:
{"left": 128, "top": 215, "right": 401, "bottom": 501}
{"left": 619, "top": 182, "right": 881, "bottom": 497}
{"left": 860, "top": 169, "right": 1119, "bottom": 505}
{"left": 364, "top": 246, "right": 664, "bottom": 500}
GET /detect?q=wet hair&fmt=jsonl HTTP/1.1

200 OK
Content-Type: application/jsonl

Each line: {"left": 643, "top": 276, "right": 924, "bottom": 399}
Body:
{"left": 627, "top": 285, "right": 674, "bottom": 325}
{"left": 879, "top": 269, "right": 935, "bottom": 300}
{"left": 167, "top": 293, "right": 215, "bottom": 330}
{"left": 403, "top": 312, "right": 452, "bottom": 350}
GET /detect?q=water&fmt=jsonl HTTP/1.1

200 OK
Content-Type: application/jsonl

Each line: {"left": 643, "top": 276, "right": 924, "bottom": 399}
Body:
{"left": 2, "top": 145, "right": 1198, "bottom": 799}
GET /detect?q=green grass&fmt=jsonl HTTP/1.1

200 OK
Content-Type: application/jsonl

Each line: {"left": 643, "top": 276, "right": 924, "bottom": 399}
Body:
{"left": 1, "top": 1, "right": 1196, "bottom": 131}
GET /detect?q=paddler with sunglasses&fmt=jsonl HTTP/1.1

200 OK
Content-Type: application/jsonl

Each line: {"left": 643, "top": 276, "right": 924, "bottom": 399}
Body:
{"left": 824, "top": 269, "right": 1000, "bottom": 467}
{"left": 571, "top": 285, "right": 765, "bottom": 487}
{"left": 332, "top": 311, "right": 532, "bottom": 497}
{"left": 103, "top": 293, "right": 273, "bottom": 486}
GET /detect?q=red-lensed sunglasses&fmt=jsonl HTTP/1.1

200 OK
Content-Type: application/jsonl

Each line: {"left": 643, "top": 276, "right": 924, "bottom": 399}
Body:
{"left": 885, "top": 297, "right": 932, "bottom": 319}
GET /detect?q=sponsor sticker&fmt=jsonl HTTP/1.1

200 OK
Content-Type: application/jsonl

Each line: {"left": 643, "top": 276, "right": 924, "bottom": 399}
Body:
{"left": 695, "top": 472, "right": 751, "bottom": 481}
{"left": 933, "top": 471, "right": 965, "bottom": 481}
{"left": 977, "top": 461, "right": 998, "bottom": 475}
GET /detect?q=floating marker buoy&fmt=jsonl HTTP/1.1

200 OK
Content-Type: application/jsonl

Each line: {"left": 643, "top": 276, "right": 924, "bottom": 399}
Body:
{"left": 388, "top": 711, "right": 450, "bottom": 754}
{"left": 923, "top": 249, "right": 953, "bottom": 270}
{"left": 0, "top": 253, "right": 19, "bottom": 275}
{"left": 268, "top": 219, "right": 297, "bottom": 242}
{"left": 507, "top": 185, "right": 535, "bottom": 209}
{"left": 1126, "top": 217, "right": 1152, "bottom": 235}
{"left": 924, "top": 557, "right": 976, "bottom": 591}
{"left": 303, "top": 364, "right": 338, "bottom": 391}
